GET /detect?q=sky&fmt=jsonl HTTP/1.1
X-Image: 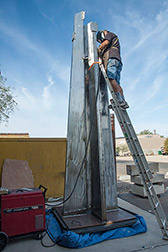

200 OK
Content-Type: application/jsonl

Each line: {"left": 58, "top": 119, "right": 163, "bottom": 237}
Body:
{"left": 0, "top": 0, "right": 168, "bottom": 138}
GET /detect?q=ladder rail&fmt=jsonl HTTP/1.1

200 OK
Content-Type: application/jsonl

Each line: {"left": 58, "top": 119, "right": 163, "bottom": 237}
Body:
{"left": 118, "top": 107, "right": 168, "bottom": 234}
{"left": 98, "top": 59, "right": 168, "bottom": 239}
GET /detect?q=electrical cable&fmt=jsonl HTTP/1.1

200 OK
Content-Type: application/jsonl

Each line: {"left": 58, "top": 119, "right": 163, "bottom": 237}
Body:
{"left": 40, "top": 216, "right": 58, "bottom": 248}
{"left": 41, "top": 232, "right": 55, "bottom": 248}
{"left": 45, "top": 197, "right": 63, "bottom": 207}
{"left": 45, "top": 64, "right": 101, "bottom": 208}
{"left": 42, "top": 62, "right": 101, "bottom": 248}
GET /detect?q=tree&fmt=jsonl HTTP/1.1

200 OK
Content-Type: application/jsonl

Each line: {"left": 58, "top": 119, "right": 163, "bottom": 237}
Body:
{"left": 139, "top": 129, "right": 153, "bottom": 135}
{"left": 0, "top": 71, "right": 17, "bottom": 123}
{"left": 164, "top": 138, "right": 168, "bottom": 153}
{"left": 119, "top": 144, "right": 129, "bottom": 154}
{"left": 116, "top": 147, "right": 120, "bottom": 154}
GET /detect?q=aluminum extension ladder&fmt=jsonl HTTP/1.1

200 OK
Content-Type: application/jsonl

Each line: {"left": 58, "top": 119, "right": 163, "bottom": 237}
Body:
{"left": 98, "top": 58, "right": 168, "bottom": 240}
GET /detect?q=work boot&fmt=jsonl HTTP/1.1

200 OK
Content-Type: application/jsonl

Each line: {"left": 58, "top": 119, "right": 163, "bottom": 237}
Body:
{"left": 120, "top": 101, "right": 129, "bottom": 109}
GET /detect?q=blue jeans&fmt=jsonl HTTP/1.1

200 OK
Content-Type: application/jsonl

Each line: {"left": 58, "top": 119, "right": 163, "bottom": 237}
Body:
{"left": 106, "top": 58, "right": 122, "bottom": 85}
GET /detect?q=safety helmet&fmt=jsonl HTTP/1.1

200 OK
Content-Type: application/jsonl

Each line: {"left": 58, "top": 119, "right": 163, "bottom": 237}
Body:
{"left": 97, "top": 30, "right": 105, "bottom": 43}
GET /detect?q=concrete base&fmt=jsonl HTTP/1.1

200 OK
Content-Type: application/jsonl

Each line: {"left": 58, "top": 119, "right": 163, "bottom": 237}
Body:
{"left": 127, "top": 162, "right": 159, "bottom": 176}
{"left": 131, "top": 173, "right": 165, "bottom": 185}
{"left": 131, "top": 183, "right": 165, "bottom": 197}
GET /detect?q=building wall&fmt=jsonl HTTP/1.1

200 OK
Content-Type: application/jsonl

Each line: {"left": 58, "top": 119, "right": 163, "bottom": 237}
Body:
{"left": 0, "top": 138, "right": 66, "bottom": 198}
{"left": 116, "top": 134, "right": 166, "bottom": 155}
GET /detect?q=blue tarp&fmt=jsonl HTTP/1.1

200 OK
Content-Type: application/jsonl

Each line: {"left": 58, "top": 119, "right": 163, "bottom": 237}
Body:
{"left": 46, "top": 210, "right": 147, "bottom": 248}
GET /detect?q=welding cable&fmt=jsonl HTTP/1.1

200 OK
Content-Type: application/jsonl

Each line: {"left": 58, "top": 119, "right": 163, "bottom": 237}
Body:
{"left": 41, "top": 229, "right": 57, "bottom": 248}
{"left": 42, "top": 65, "right": 101, "bottom": 249}
{"left": 40, "top": 231, "right": 55, "bottom": 248}
{"left": 41, "top": 213, "right": 61, "bottom": 248}
{"left": 45, "top": 65, "right": 101, "bottom": 208}
{"left": 45, "top": 197, "right": 63, "bottom": 207}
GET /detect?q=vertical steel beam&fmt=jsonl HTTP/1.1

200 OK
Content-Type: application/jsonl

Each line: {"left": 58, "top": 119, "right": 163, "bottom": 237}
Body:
{"left": 87, "top": 22, "right": 107, "bottom": 221}
{"left": 63, "top": 13, "right": 118, "bottom": 217}
{"left": 87, "top": 22, "right": 118, "bottom": 211}
{"left": 84, "top": 24, "right": 92, "bottom": 209}
{"left": 100, "top": 75, "right": 118, "bottom": 209}
{"left": 63, "top": 11, "right": 87, "bottom": 215}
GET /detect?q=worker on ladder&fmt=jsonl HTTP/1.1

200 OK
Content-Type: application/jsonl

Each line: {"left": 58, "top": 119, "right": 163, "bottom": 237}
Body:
{"left": 97, "top": 30, "right": 129, "bottom": 109}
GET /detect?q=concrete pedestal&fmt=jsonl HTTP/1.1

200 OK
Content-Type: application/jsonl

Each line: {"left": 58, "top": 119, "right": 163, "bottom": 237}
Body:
{"left": 127, "top": 162, "right": 159, "bottom": 176}
{"left": 126, "top": 162, "right": 165, "bottom": 197}
{"left": 131, "top": 183, "right": 165, "bottom": 197}
{"left": 131, "top": 174, "right": 165, "bottom": 185}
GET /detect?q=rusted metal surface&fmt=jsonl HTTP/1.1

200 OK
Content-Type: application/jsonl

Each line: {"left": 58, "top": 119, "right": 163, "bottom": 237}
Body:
{"left": 2, "top": 159, "right": 34, "bottom": 189}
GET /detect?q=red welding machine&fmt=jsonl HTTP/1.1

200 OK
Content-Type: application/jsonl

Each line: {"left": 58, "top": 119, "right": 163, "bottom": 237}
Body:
{"left": 0, "top": 187, "right": 46, "bottom": 250}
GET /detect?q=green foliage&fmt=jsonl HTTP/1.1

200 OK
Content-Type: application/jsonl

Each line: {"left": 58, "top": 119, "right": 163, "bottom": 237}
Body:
{"left": 116, "top": 147, "right": 120, "bottom": 153}
{"left": 119, "top": 144, "right": 129, "bottom": 153}
{"left": 139, "top": 129, "right": 153, "bottom": 135}
{"left": 0, "top": 72, "right": 17, "bottom": 123}
{"left": 164, "top": 138, "right": 168, "bottom": 152}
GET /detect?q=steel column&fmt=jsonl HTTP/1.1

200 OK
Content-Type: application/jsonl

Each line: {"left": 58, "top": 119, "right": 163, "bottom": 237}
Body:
{"left": 63, "top": 13, "right": 118, "bottom": 218}
{"left": 63, "top": 11, "right": 87, "bottom": 214}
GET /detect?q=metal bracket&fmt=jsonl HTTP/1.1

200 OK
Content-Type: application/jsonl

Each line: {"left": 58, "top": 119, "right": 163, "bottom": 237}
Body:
{"left": 81, "top": 11, "right": 85, "bottom": 20}
{"left": 82, "top": 56, "right": 89, "bottom": 61}
{"left": 72, "top": 32, "right": 76, "bottom": 41}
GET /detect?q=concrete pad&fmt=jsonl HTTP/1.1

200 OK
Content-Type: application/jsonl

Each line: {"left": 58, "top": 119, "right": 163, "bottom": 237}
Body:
{"left": 118, "top": 175, "right": 130, "bottom": 181}
{"left": 4, "top": 198, "right": 168, "bottom": 252}
{"left": 131, "top": 173, "right": 165, "bottom": 185}
{"left": 131, "top": 183, "right": 165, "bottom": 197}
{"left": 126, "top": 162, "right": 159, "bottom": 176}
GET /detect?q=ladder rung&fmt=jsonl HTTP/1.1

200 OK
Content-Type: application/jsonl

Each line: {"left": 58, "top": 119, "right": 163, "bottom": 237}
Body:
{"left": 155, "top": 202, "right": 159, "bottom": 208}
{"left": 162, "top": 219, "right": 166, "bottom": 228}
{"left": 137, "top": 153, "right": 143, "bottom": 156}
{"left": 148, "top": 185, "right": 152, "bottom": 190}
{"left": 145, "top": 169, "right": 152, "bottom": 177}
{"left": 146, "top": 181, "right": 153, "bottom": 190}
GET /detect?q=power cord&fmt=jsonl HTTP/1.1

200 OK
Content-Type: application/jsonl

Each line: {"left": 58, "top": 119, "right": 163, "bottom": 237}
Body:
{"left": 40, "top": 215, "right": 58, "bottom": 248}
{"left": 42, "top": 64, "right": 101, "bottom": 248}
{"left": 45, "top": 66, "right": 101, "bottom": 208}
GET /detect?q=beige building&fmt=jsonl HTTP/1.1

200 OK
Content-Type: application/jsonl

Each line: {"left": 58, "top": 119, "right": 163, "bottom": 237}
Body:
{"left": 116, "top": 134, "right": 166, "bottom": 156}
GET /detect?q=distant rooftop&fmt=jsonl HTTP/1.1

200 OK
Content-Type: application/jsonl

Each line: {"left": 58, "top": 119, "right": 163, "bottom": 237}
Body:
{"left": 0, "top": 133, "right": 29, "bottom": 138}
{"left": 116, "top": 134, "right": 163, "bottom": 139}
